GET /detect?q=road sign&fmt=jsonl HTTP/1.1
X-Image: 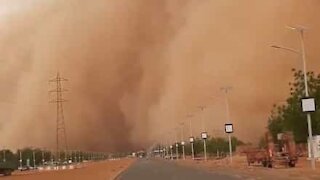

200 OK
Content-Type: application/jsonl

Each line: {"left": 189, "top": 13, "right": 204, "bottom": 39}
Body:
{"left": 225, "top": 123, "right": 233, "bottom": 133}
{"left": 189, "top": 137, "right": 194, "bottom": 143}
{"left": 302, "top": 98, "right": 316, "bottom": 112}
{"left": 201, "top": 132, "right": 208, "bottom": 139}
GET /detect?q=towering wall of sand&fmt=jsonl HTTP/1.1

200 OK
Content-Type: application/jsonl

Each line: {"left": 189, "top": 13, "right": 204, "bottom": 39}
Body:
{"left": 0, "top": 0, "right": 319, "bottom": 151}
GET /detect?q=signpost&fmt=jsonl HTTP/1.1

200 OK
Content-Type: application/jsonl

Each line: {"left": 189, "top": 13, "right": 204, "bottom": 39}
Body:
{"left": 19, "top": 150, "right": 22, "bottom": 170}
{"left": 201, "top": 132, "right": 208, "bottom": 161}
{"left": 175, "top": 143, "right": 179, "bottom": 160}
{"left": 169, "top": 145, "right": 173, "bottom": 160}
{"left": 225, "top": 123, "right": 234, "bottom": 163}
{"left": 302, "top": 97, "right": 316, "bottom": 169}
{"left": 302, "top": 98, "right": 316, "bottom": 113}
{"left": 181, "top": 141, "right": 185, "bottom": 160}
{"left": 225, "top": 123, "right": 234, "bottom": 134}
{"left": 189, "top": 137, "right": 195, "bottom": 160}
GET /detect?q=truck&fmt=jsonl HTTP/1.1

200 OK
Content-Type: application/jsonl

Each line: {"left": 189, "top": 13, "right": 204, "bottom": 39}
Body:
{"left": 245, "top": 131, "right": 298, "bottom": 168}
{"left": 0, "top": 162, "right": 16, "bottom": 176}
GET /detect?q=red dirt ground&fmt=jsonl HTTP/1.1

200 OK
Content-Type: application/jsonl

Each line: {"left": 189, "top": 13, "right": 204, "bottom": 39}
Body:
{"left": 2, "top": 158, "right": 135, "bottom": 180}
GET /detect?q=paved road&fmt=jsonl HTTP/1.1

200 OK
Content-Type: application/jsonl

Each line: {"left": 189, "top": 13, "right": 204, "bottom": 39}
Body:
{"left": 117, "top": 159, "right": 240, "bottom": 180}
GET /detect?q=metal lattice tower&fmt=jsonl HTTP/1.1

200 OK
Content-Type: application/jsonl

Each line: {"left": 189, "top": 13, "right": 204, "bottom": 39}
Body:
{"left": 49, "top": 72, "right": 68, "bottom": 162}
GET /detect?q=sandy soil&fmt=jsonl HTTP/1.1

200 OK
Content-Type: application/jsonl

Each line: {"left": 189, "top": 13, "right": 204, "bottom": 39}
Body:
{"left": 1, "top": 158, "right": 135, "bottom": 180}
{"left": 177, "top": 156, "right": 320, "bottom": 180}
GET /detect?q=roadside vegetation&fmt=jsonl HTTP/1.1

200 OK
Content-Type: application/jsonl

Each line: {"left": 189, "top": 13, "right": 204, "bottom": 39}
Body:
{"left": 167, "top": 136, "right": 244, "bottom": 157}
{"left": 267, "top": 69, "right": 320, "bottom": 143}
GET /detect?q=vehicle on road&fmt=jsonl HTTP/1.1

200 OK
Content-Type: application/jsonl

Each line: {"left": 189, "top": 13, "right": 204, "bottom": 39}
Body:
{"left": 245, "top": 131, "right": 298, "bottom": 168}
{"left": 0, "top": 162, "right": 17, "bottom": 176}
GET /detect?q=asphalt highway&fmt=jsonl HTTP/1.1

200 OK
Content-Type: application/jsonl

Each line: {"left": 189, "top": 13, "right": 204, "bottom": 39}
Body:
{"left": 117, "top": 159, "right": 240, "bottom": 180}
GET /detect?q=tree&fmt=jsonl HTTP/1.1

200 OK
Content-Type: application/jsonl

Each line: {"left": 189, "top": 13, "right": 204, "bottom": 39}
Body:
{"left": 0, "top": 149, "right": 18, "bottom": 168}
{"left": 183, "top": 136, "right": 244, "bottom": 157}
{"left": 268, "top": 69, "right": 320, "bottom": 143}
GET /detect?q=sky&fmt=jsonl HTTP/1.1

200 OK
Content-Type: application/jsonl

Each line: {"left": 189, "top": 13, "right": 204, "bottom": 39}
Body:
{"left": 0, "top": 0, "right": 319, "bottom": 152}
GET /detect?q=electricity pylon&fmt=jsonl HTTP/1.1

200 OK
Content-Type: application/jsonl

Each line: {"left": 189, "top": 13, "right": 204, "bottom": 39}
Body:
{"left": 49, "top": 72, "right": 68, "bottom": 163}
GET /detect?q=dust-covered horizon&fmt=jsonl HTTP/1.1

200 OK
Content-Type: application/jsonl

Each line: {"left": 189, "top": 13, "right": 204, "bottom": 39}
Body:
{"left": 0, "top": 0, "right": 319, "bottom": 152}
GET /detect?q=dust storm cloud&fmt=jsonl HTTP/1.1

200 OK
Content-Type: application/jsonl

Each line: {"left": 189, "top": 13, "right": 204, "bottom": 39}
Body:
{"left": 0, "top": 0, "right": 319, "bottom": 151}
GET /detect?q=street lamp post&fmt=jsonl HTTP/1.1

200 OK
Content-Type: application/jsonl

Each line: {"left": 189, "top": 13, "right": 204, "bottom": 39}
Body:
{"left": 74, "top": 151, "right": 77, "bottom": 163}
{"left": 170, "top": 145, "right": 173, "bottom": 160}
{"left": 19, "top": 150, "right": 22, "bottom": 170}
{"left": 42, "top": 149, "right": 45, "bottom": 166}
{"left": 221, "top": 86, "right": 233, "bottom": 164}
{"left": 50, "top": 150, "right": 53, "bottom": 165}
{"left": 187, "top": 114, "right": 195, "bottom": 160}
{"left": 33, "top": 150, "right": 36, "bottom": 168}
{"left": 3, "top": 149, "right": 5, "bottom": 162}
{"left": 175, "top": 143, "right": 179, "bottom": 160}
{"left": 180, "top": 122, "right": 186, "bottom": 160}
{"left": 198, "top": 106, "right": 208, "bottom": 161}
{"left": 181, "top": 141, "right": 185, "bottom": 160}
{"left": 174, "top": 128, "right": 179, "bottom": 160}
{"left": 189, "top": 137, "right": 195, "bottom": 160}
{"left": 65, "top": 150, "right": 67, "bottom": 163}
{"left": 164, "top": 136, "right": 169, "bottom": 157}
{"left": 78, "top": 151, "right": 81, "bottom": 163}
{"left": 272, "top": 26, "right": 315, "bottom": 169}
{"left": 201, "top": 132, "right": 208, "bottom": 161}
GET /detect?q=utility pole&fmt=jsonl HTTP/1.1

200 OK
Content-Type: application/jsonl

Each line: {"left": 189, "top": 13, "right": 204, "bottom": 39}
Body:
{"left": 42, "top": 149, "right": 45, "bottom": 166}
{"left": 64, "top": 150, "right": 67, "bottom": 163}
{"left": 33, "top": 150, "right": 36, "bottom": 168}
{"left": 2, "top": 148, "right": 5, "bottom": 162}
{"left": 19, "top": 150, "right": 22, "bottom": 169}
{"left": 180, "top": 122, "right": 186, "bottom": 160}
{"left": 187, "top": 114, "right": 195, "bottom": 160}
{"left": 174, "top": 128, "right": 179, "bottom": 160}
{"left": 272, "top": 26, "right": 315, "bottom": 169}
{"left": 198, "top": 106, "right": 207, "bottom": 161}
{"left": 49, "top": 72, "right": 69, "bottom": 164}
{"left": 221, "top": 86, "right": 233, "bottom": 164}
{"left": 78, "top": 150, "right": 81, "bottom": 163}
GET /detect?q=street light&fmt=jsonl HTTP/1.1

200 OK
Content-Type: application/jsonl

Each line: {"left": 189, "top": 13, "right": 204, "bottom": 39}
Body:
{"left": 221, "top": 86, "right": 233, "bottom": 164}
{"left": 78, "top": 150, "right": 81, "bottom": 163}
{"left": 2, "top": 148, "right": 6, "bottom": 162}
{"left": 175, "top": 143, "right": 179, "bottom": 160}
{"left": 173, "top": 128, "right": 179, "bottom": 160}
{"left": 65, "top": 150, "right": 68, "bottom": 163}
{"left": 50, "top": 150, "right": 54, "bottom": 165}
{"left": 33, "top": 150, "right": 36, "bottom": 169}
{"left": 187, "top": 114, "right": 195, "bottom": 160}
{"left": 180, "top": 122, "right": 186, "bottom": 160}
{"left": 271, "top": 25, "right": 316, "bottom": 169}
{"left": 169, "top": 145, "right": 173, "bottom": 160}
{"left": 163, "top": 132, "right": 169, "bottom": 159}
{"left": 19, "top": 149, "right": 23, "bottom": 170}
{"left": 270, "top": 45, "right": 300, "bottom": 54}
{"left": 198, "top": 106, "right": 208, "bottom": 161}
{"left": 42, "top": 149, "right": 45, "bottom": 166}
